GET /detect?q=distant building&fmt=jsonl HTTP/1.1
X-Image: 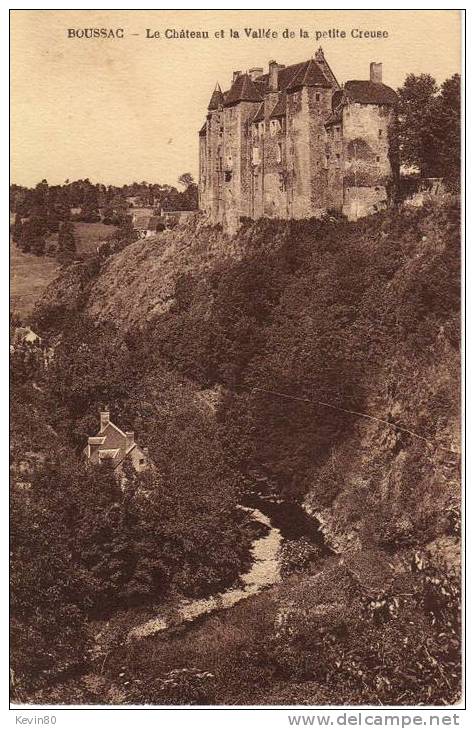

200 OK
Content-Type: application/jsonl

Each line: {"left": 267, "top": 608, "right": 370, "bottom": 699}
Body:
{"left": 84, "top": 409, "right": 149, "bottom": 475}
{"left": 13, "top": 326, "right": 42, "bottom": 346}
{"left": 132, "top": 210, "right": 153, "bottom": 238}
{"left": 146, "top": 215, "right": 165, "bottom": 236}
{"left": 198, "top": 48, "right": 399, "bottom": 230}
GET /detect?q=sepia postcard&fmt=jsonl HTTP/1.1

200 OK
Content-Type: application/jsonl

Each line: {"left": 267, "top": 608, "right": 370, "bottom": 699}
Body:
{"left": 9, "top": 8, "right": 463, "bottom": 716}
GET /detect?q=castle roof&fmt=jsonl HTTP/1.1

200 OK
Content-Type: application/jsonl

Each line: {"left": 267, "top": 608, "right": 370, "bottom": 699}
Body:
{"left": 208, "top": 83, "right": 225, "bottom": 111}
{"left": 199, "top": 122, "right": 207, "bottom": 136}
{"left": 344, "top": 80, "right": 398, "bottom": 106}
{"left": 324, "top": 110, "right": 343, "bottom": 126}
{"left": 270, "top": 94, "right": 286, "bottom": 118}
{"left": 225, "top": 73, "right": 263, "bottom": 106}
{"left": 286, "top": 58, "right": 333, "bottom": 92}
{"left": 252, "top": 102, "right": 265, "bottom": 123}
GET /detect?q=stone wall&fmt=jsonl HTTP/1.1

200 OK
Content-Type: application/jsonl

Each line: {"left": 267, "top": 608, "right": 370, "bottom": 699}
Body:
{"left": 287, "top": 88, "right": 312, "bottom": 219}
{"left": 308, "top": 86, "right": 334, "bottom": 214}
{"left": 205, "top": 108, "right": 224, "bottom": 222}
{"left": 341, "top": 103, "right": 395, "bottom": 220}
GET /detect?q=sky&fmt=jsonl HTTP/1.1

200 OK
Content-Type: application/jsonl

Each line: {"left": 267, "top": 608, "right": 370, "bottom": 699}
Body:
{"left": 10, "top": 9, "right": 461, "bottom": 189}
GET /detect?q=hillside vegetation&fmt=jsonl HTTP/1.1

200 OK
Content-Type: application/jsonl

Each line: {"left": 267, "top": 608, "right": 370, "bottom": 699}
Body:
{"left": 37, "top": 200, "right": 460, "bottom": 550}
{"left": 14, "top": 199, "right": 460, "bottom": 704}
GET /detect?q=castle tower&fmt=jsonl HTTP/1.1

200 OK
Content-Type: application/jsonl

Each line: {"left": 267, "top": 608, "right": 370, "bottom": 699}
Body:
{"left": 203, "top": 83, "right": 225, "bottom": 221}
{"left": 285, "top": 57, "right": 335, "bottom": 218}
{"left": 221, "top": 73, "right": 262, "bottom": 232}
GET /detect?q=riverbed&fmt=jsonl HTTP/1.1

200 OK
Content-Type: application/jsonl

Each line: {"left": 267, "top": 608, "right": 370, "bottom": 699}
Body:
{"left": 127, "top": 493, "right": 329, "bottom": 642}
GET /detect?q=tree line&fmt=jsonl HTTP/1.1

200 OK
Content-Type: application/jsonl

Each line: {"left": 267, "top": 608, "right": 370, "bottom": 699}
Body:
{"left": 10, "top": 174, "right": 199, "bottom": 259}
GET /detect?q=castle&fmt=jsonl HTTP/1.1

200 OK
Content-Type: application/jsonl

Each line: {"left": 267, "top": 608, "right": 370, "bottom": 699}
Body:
{"left": 198, "top": 49, "right": 399, "bottom": 231}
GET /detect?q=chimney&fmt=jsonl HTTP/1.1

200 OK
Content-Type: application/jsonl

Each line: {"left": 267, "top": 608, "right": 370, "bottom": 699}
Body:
{"left": 125, "top": 431, "right": 135, "bottom": 451}
{"left": 232, "top": 70, "right": 242, "bottom": 84}
{"left": 100, "top": 408, "right": 110, "bottom": 431}
{"left": 370, "top": 62, "right": 382, "bottom": 84}
{"left": 249, "top": 67, "right": 263, "bottom": 81}
{"left": 269, "top": 60, "right": 279, "bottom": 91}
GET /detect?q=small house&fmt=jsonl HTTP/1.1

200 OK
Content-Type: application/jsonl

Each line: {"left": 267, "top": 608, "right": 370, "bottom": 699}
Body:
{"left": 84, "top": 409, "right": 149, "bottom": 476}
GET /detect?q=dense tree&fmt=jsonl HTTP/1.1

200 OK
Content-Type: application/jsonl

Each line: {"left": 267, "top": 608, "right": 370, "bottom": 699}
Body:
{"left": 398, "top": 73, "right": 461, "bottom": 181}
{"left": 19, "top": 214, "right": 47, "bottom": 254}
{"left": 58, "top": 220, "right": 77, "bottom": 253}
{"left": 11, "top": 213, "right": 23, "bottom": 243}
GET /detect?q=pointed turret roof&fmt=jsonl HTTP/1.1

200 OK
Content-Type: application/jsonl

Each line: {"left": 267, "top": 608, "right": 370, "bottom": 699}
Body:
{"left": 286, "top": 58, "right": 332, "bottom": 92}
{"left": 224, "top": 73, "right": 263, "bottom": 106}
{"left": 208, "top": 83, "right": 224, "bottom": 111}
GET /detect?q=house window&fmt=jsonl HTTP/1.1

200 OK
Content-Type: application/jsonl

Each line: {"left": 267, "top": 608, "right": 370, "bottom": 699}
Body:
{"left": 139, "top": 458, "right": 145, "bottom": 465}
{"left": 316, "top": 92, "right": 320, "bottom": 101}
{"left": 252, "top": 147, "right": 260, "bottom": 165}
{"left": 276, "top": 142, "right": 283, "bottom": 163}
{"left": 378, "top": 129, "right": 383, "bottom": 137}
{"left": 376, "top": 156, "right": 380, "bottom": 162}
{"left": 336, "top": 153, "right": 341, "bottom": 166}
{"left": 258, "top": 121, "right": 265, "bottom": 138}
{"left": 225, "top": 170, "right": 232, "bottom": 182}
{"left": 324, "top": 154, "right": 329, "bottom": 169}
{"left": 279, "top": 172, "right": 286, "bottom": 192}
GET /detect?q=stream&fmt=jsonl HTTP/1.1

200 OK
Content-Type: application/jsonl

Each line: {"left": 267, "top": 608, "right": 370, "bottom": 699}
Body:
{"left": 128, "top": 492, "right": 329, "bottom": 642}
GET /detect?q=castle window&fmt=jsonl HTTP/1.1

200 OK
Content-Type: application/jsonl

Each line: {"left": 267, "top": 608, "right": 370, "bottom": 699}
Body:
{"left": 376, "top": 156, "right": 380, "bottom": 162}
{"left": 270, "top": 119, "right": 281, "bottom": 136}
{"left": 276, "top": 142, "right": 283, "bottom": 163}
{"left": 258, "top": 121, "right": 265, "bottom": 138}
{"left": 324, "top": 154, "right": 329, "bottom": 169}
{"left": 252, "top": 147, "right": 260, "bottom": 165}
{"left": 336, "top": 153, "right": 341, "bottom": 166}
{"left": 279, "top": 172, "right": 286, "bottom": 192}
{"left": 225, "top": 170, "right": 232, "bottom": 182}
{"left": 315, "top": 92, "right": 320, "bottom": 101}
{"left": 378, "top": 129, "right": 383, "bottom": 137}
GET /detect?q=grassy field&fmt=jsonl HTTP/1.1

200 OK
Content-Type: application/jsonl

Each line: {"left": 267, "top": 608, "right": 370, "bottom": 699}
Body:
{"left": 74, "top": 222, "right": 117, "bottom": 256}
{"left": 10, "top": 240, "right": 60, "bottom": 319}
{"left": 10, "top": 222, "right": 117, "bottom": 319}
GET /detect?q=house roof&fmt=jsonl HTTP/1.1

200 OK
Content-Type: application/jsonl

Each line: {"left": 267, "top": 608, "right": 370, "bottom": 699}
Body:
{"left": 199, "top": 122, "right": 207, "bottom": 136}
{"left": 344, "top": 80, "right": 398, "bottom": 106}
{"left": 208, "top": 83, "right": 225, "bottom": 111}
{"left": 270, "top": 94, "right": 286, "bottom": 118}
{"left": 14, "top": 326, "right": 42, "bottom": 345}
{"left": 85, "top": 419, "right": 138, "bottom": 470}
{"left": 224, "top": 73, "right": 263, "bottom": 106}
